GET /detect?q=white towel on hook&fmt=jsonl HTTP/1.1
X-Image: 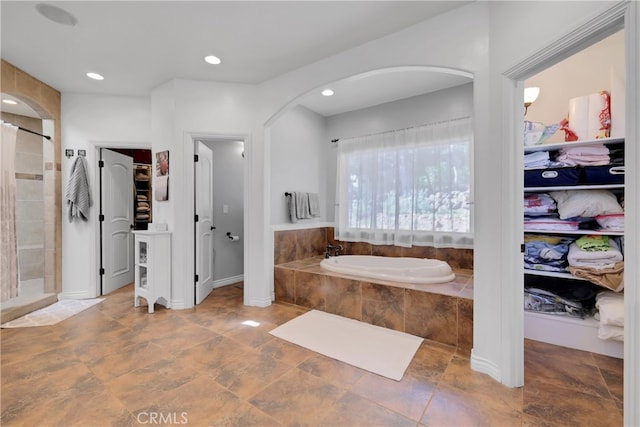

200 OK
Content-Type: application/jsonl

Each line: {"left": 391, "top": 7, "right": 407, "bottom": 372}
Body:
{"left": 65, "top": 156, "right": 92, "bottom": 222}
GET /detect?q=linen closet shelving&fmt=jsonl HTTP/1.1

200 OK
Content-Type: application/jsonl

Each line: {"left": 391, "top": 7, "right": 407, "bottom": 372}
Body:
{"left": 523, "top": 136, "right": 624, "bottom": 358}
{"left": 134, "top": 164, "right": 152, "bottom": 230}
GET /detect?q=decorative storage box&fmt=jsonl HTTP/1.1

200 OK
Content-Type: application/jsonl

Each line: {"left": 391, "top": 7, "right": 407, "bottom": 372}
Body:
{"left": 524, "top": 166, "right": 581, "bottom": 187}
{"left": 581, "top": 165, "right": 625, "bottom": 185}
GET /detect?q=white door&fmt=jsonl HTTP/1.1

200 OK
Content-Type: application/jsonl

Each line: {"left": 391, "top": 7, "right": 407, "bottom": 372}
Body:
{"left": 195, "top": 142, "right": 215, "bottom": 304}
{"left": 101, "top": 149, "right": 134, "bottom": 294}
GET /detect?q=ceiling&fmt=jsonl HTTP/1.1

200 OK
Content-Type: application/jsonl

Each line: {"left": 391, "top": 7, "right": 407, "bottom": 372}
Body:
{"left": 1, "top": 1, "right": 472, "bottom": 117}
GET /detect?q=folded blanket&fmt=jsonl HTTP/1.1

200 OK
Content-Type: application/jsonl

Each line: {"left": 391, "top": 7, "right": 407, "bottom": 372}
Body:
{"left": 567, "top": 239, "right": 623, "bottom": 269}
{"left": 598, "top": 324, "right": 623, "bottom": 342}
{"left": 569, "top": 261, "right": 624, "bottom": 291}
{"left": 550, "top": 190, "right": 623, "bottom": 219}
{"left": 596, "top": 291, "right": 625, "bottom": 326}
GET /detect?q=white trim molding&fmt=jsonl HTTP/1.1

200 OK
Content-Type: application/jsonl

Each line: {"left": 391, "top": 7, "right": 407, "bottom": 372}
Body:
{"left": 470, "top": 349, "right": 501, "bottom": 382}
{"left": 213, "top": 275, "right": 244, "bottom": 289}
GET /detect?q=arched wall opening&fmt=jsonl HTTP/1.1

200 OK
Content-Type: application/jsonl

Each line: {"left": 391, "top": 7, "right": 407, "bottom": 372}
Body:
{"left": 1, "top": 60, "right": 62, "bottom": 297}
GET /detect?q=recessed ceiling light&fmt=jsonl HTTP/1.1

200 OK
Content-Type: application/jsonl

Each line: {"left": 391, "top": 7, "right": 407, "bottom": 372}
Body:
{"left": 204, "top": 55, "right": 222, "bottom": 65}
{"left": 2, "top": 99, "right": 18, "bottom": 105}
{"left": 322, "top": 89, "right": 334, "bottom": 97}
{"left": 35, "top": 3, "right": 78, "bottom": 27}
{"left": 86, "top": 72, "right": 104, "bottom": 81}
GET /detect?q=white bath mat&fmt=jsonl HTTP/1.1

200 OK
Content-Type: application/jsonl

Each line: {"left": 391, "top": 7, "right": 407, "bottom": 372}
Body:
{"left": 269, "top": 310, "right": 423, "bottom": 381}
{"left": 1, "top": 298, "right": 104, "bottom": 328}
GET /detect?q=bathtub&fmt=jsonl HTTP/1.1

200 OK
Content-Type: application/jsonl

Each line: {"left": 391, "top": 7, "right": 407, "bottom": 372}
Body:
{"left": 320, "top": 255, "right": 455, "bottom": 284}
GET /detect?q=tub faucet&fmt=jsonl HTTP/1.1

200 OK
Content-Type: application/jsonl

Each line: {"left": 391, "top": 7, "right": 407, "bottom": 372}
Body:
{"left": 334, "top": 245, "right": 343, "bottom": 257}
{"left": 325, "top": 244, "right": 334, "bottom": 259}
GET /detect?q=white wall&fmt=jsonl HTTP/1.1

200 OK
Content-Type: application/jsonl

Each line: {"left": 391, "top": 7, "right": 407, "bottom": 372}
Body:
{"left": 150, "top": 79, "right": 257, "bottom": 308}
{"left": 61, "top": 93, "right": 151, "bottom": 299}
{"left": 325, "top": 83, "right": 473, "bottom": 221}
{"left": 205, "top": 140, "right": 244, "bottom": 282}
{"left": 525, "top": 30, "right": 625, "bottom": 142}
{"left": 270, "top": 105, "right": 327, "bottom": 226}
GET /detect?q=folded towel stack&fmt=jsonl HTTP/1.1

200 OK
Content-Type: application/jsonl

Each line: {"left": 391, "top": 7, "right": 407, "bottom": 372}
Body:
{"left": 556, "top": 144, "right": 610, "bottom": 166}
{"left": 595, "top": 291, "right": 624, "bottom": 341}
{"left": 568, "top": 237, "right": 624, "bottom": 292}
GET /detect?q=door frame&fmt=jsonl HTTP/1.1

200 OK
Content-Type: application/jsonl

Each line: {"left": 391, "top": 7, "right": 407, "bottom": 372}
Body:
{"left": 500, "top": 2, "right": 638, "bottom": 423}
{"left": 188, "top": 131, "right": 250, "bottom": 307}
{"left": 89, "top": 141, "right": 151, "bottom": 298}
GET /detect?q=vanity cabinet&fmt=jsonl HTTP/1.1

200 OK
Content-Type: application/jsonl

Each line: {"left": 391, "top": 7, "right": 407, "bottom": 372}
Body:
{"left": 133, "top": 230, "right": 171, "bottom": 313}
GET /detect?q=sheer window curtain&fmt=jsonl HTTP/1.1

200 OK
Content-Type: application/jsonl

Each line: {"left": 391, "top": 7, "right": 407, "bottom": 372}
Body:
{"left": 335, "top": 117, "right": 473, "bottom": 248}
{"left": 1, "top": 121, "right": 20, "bottom": 302}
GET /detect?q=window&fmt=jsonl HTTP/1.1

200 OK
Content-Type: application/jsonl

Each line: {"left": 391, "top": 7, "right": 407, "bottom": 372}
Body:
{"left": 335, "top": 117, "right": 473, "bottom": 248}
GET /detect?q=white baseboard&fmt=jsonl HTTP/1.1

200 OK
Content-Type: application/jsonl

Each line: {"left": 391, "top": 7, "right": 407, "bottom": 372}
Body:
{"left": 470, "top": 349, "right": 501, "bottom": 383}
{"left": 58, "top": 291, "right": 92, "bottom": 300}
{"left": 213, "top": 275, "right": 244, "bottom": 288}
{"left": 247, "top": 295, "right": 272, "bottom": 307}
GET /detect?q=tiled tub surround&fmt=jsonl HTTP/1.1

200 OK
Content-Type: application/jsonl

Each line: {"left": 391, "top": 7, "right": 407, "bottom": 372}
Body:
{"left": 274, "top": 227, "right": 473, "bottom": 269}
{"left": 273, "top": 227, "right": 474, "bottom": 351}
{"left": 274, "top": 257, "right": 473, "bottom": 351}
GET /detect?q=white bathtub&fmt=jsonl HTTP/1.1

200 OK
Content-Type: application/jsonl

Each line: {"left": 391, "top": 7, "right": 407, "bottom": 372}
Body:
{"left": 320, "top": 255, "right": 455, "bottom": 284}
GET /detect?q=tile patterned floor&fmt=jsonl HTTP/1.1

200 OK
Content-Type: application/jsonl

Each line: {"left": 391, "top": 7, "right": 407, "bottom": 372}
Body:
{"left": 1, "top": 283, "right": 623, "bottom": 426}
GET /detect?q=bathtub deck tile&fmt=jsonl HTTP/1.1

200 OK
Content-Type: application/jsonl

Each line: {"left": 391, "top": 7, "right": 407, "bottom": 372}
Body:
{"left": 274, "top": 257, "right": 474, "bottom": 350}
{"left": 362, "top": 283, "right": 405, "bottom": 332}
{"left": 324, "top": 276, "right": 362, "bottom": 321}
{"left": 405, "top": 291, "right": 458, "bottom": 347}
{"left": 293, "top": 271, "right": 326, "bottom": 310}
{"left": 274, "top": 267, "right": 295, "bottom": 304}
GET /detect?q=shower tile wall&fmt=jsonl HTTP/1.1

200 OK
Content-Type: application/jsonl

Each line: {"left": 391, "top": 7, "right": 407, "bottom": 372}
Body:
{"left": 3, "top": 113, "right": 45, "bottom": 285}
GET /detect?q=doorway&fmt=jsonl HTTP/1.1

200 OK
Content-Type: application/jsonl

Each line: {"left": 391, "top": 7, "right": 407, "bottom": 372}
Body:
{"left": 501, "top": 2, "right": 637, "bottom": 418}
{"left": 193, "top": 138, "right": 245, "bottom": 305}
{"left": 98, "top": 147, "right": 152, "bottom": 295}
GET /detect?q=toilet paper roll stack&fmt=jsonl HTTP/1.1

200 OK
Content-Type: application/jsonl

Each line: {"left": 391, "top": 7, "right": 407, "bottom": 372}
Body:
{"left": 568, "top": 91, "right": 611, "bottom": 140}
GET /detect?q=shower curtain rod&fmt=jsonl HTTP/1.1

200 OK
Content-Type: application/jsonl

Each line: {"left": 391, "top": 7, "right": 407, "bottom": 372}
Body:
{"left": 17, "top": 126, "right": 51, "bottom": 140}
{"left": 4, "top": 121, "right": 52, "bottom": 140}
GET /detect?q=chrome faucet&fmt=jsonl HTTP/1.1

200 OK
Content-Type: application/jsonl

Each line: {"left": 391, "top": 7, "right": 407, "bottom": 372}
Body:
{"left": 326, "top": 244, "right": 344, "bottom": 258}
{"left": 325, "top": 244, "right": 334, "bottom": 258}
{"left": 334, "top": 244, "right": 343, "bottom": 257}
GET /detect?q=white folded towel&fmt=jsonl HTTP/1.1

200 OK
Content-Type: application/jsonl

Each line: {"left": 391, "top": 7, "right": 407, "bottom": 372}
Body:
{"left": 567, "top": 240, "right": 623, "bottom": 269}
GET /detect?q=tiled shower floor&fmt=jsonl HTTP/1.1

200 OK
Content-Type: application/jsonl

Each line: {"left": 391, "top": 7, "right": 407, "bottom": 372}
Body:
{"left": 1, "top": 283, "right": 623, "bottom": 426}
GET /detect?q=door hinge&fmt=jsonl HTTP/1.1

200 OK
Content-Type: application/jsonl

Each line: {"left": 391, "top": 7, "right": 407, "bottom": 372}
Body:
{"left": 194, "top": 154, "right": 199, "bottom": 162}
{"left": 194, "top": 214, "right": 199, "bottom": 222}
{"left": 98, "top": 160, "right": 104, "bottom": 168}
{"left": 98, "top": 214, "right": 105, "bottom": 222}
{"left": 195, "top": 274, "right": 199, "bottom": 282}
{"left": 99, "top": 268, "right": 105, "bottom": 276}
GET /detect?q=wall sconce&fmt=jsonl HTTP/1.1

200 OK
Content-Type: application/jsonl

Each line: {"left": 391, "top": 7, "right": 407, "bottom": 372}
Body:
{"left": 524, "top": 87, "right": 540, "bottom": 115}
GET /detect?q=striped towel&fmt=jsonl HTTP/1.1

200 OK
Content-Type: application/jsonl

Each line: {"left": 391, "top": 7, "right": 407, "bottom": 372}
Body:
{"left": 65, "top": 156, "right": 92, "bottom": 222}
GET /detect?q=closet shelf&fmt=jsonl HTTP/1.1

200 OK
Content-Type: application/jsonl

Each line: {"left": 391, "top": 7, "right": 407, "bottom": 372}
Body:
{"left": 523, "top": 136, "right": 624, "bottom": 153}
{"left": 525, "top": 184, "right": 624, "bottom": 192}
{"left": 524, "top": 229, "right": 624, "bottom": 236}
{"left": 524, "top": 269, "right": 588, "bottom": 281}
